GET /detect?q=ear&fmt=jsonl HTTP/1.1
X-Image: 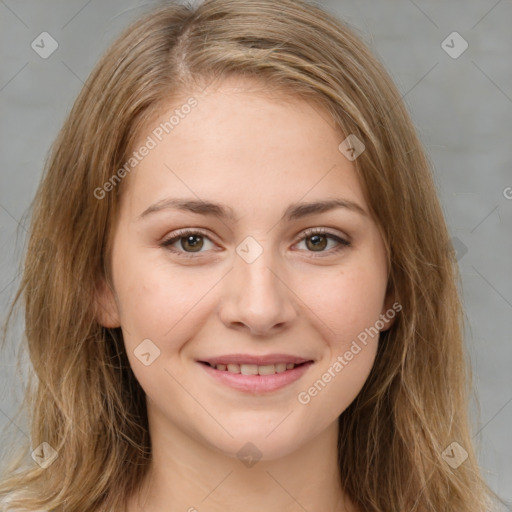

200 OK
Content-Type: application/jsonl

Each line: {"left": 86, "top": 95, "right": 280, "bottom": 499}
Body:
{"left": 94, "top": 278, "right": 121, "bottom": 328}
{"left": 379, "top": 285, "right": 399, "bottom": 333}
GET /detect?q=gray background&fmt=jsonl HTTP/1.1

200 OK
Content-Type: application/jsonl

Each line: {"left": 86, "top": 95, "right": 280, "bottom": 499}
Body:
{"left": 1, "top": 0, "right": 511, "bottom": 505}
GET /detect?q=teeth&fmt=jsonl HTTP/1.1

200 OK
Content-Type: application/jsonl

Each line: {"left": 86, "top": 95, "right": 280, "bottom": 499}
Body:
{"left": 240, "top": 364, "right": 258, "bottom": 375}
{"left": 275, "top": 363, "right": 287, "bottom": 373}
{"left": 210, "top": 362, "right": 298, "bottom": 374}
{"left": 257, "top": 364, "right": 276, "bottom": 375}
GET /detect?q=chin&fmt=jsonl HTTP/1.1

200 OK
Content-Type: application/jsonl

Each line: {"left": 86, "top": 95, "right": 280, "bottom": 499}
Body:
{"left": 206, "top": 425, "right": 310, "bottom": 463}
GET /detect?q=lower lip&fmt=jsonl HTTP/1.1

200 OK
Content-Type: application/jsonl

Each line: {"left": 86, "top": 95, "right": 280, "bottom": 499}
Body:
{"left": 198, "top": 361, "right": 314, "bottom": 393}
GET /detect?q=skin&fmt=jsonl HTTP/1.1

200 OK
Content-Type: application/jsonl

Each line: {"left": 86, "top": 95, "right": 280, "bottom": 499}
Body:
{"left": 96, "top": 76, "right": 395, "bottom": 512}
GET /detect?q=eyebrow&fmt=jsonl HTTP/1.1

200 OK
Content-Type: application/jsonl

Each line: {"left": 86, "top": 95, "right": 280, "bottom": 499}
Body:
{"left": 138, "top": 197, "right": 368, "bottom": 222}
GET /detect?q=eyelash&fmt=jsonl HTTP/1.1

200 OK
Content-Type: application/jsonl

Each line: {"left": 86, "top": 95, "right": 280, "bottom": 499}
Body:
{"left": 160, "top": 227, "right": 351, "bottom": 259}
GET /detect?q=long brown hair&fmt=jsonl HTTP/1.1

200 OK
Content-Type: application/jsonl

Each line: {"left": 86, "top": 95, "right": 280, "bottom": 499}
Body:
{"left": 0, "top": 0, "right": 502, "bottom": 510}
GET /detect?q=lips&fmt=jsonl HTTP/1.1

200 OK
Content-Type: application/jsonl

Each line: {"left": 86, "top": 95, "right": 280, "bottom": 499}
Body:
{"left": 202, "top": 361, "right": 304, "bottom": 375}
{"left": 197, "top": 354, "right": 315, "bottom": 393}
{"left": 198, "top": 353, "right": 312, "bottom": 366}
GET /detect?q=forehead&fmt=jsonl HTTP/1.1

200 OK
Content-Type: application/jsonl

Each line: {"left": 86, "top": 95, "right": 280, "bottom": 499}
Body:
{"left": 120, "top": 76, "right": 368, "bottom": 218}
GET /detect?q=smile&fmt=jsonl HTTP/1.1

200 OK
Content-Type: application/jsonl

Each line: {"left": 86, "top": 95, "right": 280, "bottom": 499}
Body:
{"left": 198, "top": 360, "right": 314, "bottom": 393}
{"left": 205, "top": 361, "right": 299, "bottom": 374}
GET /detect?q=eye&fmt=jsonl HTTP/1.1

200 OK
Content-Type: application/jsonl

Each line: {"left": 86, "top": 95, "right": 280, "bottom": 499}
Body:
{"left": 294, "top": 227, "right": 350, "bottom": 256}
{"left": 160, "top": 228, "right": 216, "bottom": 258}
{"left": 160, "top": 227, "right": 350, "bottom": 259}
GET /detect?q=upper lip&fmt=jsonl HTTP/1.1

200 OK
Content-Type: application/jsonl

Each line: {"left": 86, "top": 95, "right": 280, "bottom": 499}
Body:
{"left": 198, "top": 354, "right": 313, "bottom": 366}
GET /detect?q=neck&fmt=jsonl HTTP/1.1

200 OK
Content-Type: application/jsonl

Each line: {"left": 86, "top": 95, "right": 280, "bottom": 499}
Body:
{"left": 125, "top": 413, "right": 355, "bottom": 512}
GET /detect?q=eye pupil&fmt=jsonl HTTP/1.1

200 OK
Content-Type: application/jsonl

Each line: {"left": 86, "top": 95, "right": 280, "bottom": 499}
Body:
{"left": 306, "top": 234, "right": 327, "bottom": 251}
{"left": 182, "top": 235, "right": 203, "bottom": 252}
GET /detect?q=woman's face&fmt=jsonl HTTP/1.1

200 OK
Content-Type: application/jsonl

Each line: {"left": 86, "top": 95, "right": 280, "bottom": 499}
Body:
{"left": 100, "top": 77, "right": 393, "bottom": 461}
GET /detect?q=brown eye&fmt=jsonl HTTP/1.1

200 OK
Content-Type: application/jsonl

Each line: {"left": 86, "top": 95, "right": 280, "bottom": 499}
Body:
{"left": 180, "top": 234, "right": 204, "bottom": 252}
{"left": 305, "top": 234, "right": 328, "bottom": 251}
{"left": 161, "top": 229, "right": 215, "bottom": 257}
{"left": 295, "top": 228, "right": 351, "bottom": 257}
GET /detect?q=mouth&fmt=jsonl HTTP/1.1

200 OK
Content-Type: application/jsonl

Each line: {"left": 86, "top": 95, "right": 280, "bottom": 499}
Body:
{"left": 199, "top": 360, "right": 310, "bottom": 375}
{"left": 196, "top": 356, "right": 314, "bottom": 393}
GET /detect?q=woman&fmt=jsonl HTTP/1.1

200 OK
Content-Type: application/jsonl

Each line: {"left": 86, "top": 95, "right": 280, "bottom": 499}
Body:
{"left": 0, "top": 0, "right": 502, "bottom": 510}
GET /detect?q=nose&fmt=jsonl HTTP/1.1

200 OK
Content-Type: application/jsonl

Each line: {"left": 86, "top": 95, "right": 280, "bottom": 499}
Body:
{"left": 218, "top": 245, "right": 298, "bottom": 336}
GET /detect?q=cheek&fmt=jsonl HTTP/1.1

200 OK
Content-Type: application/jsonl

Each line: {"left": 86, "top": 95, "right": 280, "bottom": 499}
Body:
{"left": 112, "top": 240, "right": 219, "bottom": 341}
{"left": 299, "top": 340, "right": 378, "bottom": 423}
{"left": 112, "top": 253, "right": 218, "bottom": 401}
{"left": 296, "top": 260, "right": 388, "bottom": 347}
{"left": 292, "top": 258, "right": 386, "bottom": 412}
{"left": 295, "top": 270, "right": 383, "bottom": 420}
